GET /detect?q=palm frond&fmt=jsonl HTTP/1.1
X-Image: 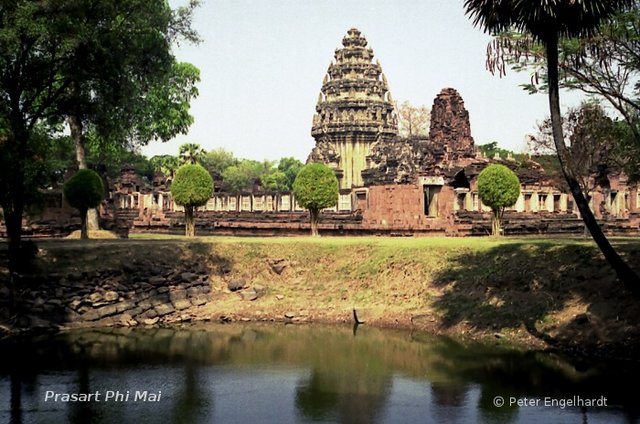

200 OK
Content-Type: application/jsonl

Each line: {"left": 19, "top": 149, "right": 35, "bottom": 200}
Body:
{"left": 465, "top": 0, "right": 635, "bottom": 42}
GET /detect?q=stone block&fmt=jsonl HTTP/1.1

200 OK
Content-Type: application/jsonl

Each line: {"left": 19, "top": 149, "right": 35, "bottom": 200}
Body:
{"left": 186, "top": 287, "right": 202, "bottom": 297}
{"left": 190, "top": 295, "right": 208, "bottom": 306}
{"left": 228, "top": 279, "right": 245, "bottom": 292}
{"left": 148, "top": 276, "right": 166, "bottom": 285}
{"left": 172, "top": 299, "right": 191, "bottom": 311}
{"left": 150, "top": 294, "right": 169, "bottom": 306}
{"left": 154, "top": 303, "right": 175, "bottom": 317}
{"left": 181, "top": 272, "right": 199, "bottom": 283}
{"left": 169, "top": 289, "right": 187, "bottom": 302}
{"left": 104, "top": 291, "right": 119, "bottom": 302}
{"left": 137, "top": 300, "right": 152, "bottom": 311}
{"left": 115, "top": 300, "right": 137, "bottom": 313}
{"left": 143, "top": 309, "right": 158, "bottom": 319}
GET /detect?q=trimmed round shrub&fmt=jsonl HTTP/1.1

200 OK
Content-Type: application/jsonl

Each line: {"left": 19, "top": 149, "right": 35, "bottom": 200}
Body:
{"left": 64, "top": 169, "right": 105, "bottom": 211}
{"left": 292, "top": 163, "right": 339, "bottom": 236}
{"left": 477, "top": 164, "right": 520, "bottom": 236}
{"left": 170, "top": 163, "right": 213, "bottom": 236}
{"left": 63, "top": 169, "right": 105, "bottom": 239}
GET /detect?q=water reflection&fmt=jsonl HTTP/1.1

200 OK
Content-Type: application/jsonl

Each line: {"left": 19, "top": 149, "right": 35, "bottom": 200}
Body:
{"left": 0, "top": 324, "right": 638, "bottom": 423}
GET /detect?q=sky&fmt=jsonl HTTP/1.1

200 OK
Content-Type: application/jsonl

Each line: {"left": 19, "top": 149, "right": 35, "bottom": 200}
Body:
{"left": 141, "top": 0, "right": 585, "bottom": 162}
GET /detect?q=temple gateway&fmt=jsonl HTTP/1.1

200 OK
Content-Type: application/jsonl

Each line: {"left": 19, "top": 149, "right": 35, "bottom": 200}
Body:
{"left": 7, "top": 28, "right": 640, "bottom": 237}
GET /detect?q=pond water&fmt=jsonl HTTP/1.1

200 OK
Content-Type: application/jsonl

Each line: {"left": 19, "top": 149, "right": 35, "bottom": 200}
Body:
{"left": 0, "top": 323, "right": 639, "bottom": 424}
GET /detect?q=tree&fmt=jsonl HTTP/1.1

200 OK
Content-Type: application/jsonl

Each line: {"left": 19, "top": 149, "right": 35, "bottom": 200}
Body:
{"left": 0, "top": 1, "right": 199, "bottom": 306}
{"left": 292, "top": 163, "right": 339, "bottom": 236}
{"left": 277, "top": 157, "right": 304, "bottom": 190}
{"left": 63, "top": 169, "right": 105, "bottom": 240}
{"left": 151, "top": 155, "right": 181, "bottom": 180}
{"left": 201, "top": 148, "right": 238, "bottom": 177}
{"left": 179, "top": 143, "right": 206, "bottom": 165}
{"left": 61, "top": 3, "right": 200, "bottom": 232}
{"left": 528, "top": 102, "right": 619, "bottom": 198}
{"left": 484, "top": 5, "right": 640, "bottom": 182}
{"left": 0, "top": 2, "right": 86, "bottom": 305}
{"left": 465, "top": 0, "right": 640, "bottom": 294}
{"left": 397, "top": 101, "right": 430, "bottom": 137}
{"left": 477, "top": 164, "right": 520, "bottom": 236}
{"left": 261, "top": 171, "right": 289, "bottom": 192}
{"left": 170, "top": 164, "right": 213, "bottom": 237}
{"left": 221, "top": 159, "right": 270, "bottom": 192}
{"left": 477, "top": 141, "right": 524, "bottom": 161}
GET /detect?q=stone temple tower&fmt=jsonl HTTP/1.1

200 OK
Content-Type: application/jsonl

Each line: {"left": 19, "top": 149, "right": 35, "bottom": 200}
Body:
{"left": 309, "top": 28, "right": 398, "bottom": 189}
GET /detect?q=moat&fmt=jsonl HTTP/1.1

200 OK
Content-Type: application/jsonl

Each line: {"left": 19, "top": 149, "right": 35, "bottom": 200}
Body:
{"left": 1, "top": 324, "right": 639, "bottom": 424}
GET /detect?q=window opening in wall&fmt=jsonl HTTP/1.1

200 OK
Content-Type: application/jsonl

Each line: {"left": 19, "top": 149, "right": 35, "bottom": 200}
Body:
{"left": 280, "top": 195, "right": 290, "bottom": 211}
{"left": 423, "top": 185, "right": 441, "bottom": 217}
{"left": 241, "top": 196, "right": 251, "bottom": 211}
{"left": 228, "top": 197, "right": 237, "bottom": 211}
{"left": 355, "top": 190, "right": 368, "bottom": 210}
{"left": 538, "top": 194, "right": 547, "bottom": 211}
{"left": 524, "top": 194, "right": 532, "bottom": 212}
{"left": 254, "top": 196, "right": 263, "bottom": 211}
{"left": 452, "top": 170, "right": 470, "bottom": 189}
{"left": 338, "top": 194, "right": 351, "bottom": 211}
{"left": 553, "top": 194, "right": 561, "bottom": 212}
{"left": 456, "top": 193, "right": 466, "bottom": 211}
{"left": 609, "top": 191, "right": 618, "bottom": 214}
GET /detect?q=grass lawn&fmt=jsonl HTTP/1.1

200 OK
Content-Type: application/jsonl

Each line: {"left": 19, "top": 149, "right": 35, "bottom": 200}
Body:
{"left": 4, "top": 233, "right": 640, "bottom": 354}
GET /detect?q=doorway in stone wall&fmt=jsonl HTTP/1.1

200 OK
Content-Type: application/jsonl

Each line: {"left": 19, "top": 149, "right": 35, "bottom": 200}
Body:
{"left": 424, "top": 185, "right": 441, "bottom": 217}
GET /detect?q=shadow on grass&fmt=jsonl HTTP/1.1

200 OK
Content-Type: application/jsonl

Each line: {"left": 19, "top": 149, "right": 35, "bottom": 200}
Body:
{"left": 430, "top": 240, "right": 640, "bottom": 356}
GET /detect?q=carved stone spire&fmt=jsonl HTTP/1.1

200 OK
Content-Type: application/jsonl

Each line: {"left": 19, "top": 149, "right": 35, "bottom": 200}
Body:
{"left": 429, "top": 88, "right": 475, "bottom": 157}
{"left": 309, "top": 28, "right": 398, "bottom": 189}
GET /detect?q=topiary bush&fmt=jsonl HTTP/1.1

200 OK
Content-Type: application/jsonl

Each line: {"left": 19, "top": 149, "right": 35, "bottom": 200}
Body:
{"left": 170, "top": 163, "right": 213, "bottom": 237}
{"left": 292, "top": 163, "right": 339, "bottom": 236}
{"left": 63, "top": 169, "right": 105, "bottom": 239}
{"left": 477, "top": 164, "right": 520, "bottom": 236}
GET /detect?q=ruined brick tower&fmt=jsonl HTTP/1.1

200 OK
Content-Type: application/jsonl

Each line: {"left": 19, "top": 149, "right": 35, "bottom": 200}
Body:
{"left": 309, "top": 28, "right": 398, "bottom": 189}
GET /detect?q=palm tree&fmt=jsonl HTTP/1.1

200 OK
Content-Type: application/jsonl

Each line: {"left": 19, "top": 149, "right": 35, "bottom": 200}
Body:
{"left": 179, "top": 142, "right": 206, "bottom": 165}
{"left": 464, "top": 0, "right": 640, "bottom": 295}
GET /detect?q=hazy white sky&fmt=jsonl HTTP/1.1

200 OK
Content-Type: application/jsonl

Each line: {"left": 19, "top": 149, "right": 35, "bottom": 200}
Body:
{"left": 141, "top": 0, "right": 584, "bottom": 161}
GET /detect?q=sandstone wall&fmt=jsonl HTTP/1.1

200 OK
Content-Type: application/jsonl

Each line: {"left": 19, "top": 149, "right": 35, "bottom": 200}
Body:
{"left": 13, "top": 263, "right": 213, "bottom": 329}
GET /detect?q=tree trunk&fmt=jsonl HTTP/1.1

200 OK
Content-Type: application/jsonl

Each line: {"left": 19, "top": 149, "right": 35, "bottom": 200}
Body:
{"left": 546, "top": 35, "right": 640, "bottom": 296}
{"left": 3, "top": 117, "right": 29, "bottom": 311}
{"left": 80, "top": 208, "right": 88, "bottom": 240}
{"left": 5, "top": 206, "right": 22, "bottom": 309}
{"left": 491, "top": 207, "right": 502, "bottom": 236}
{"left": 309, "top": 208, "right": 320, "bottom": 237}
{"left": 68, "top": 114, "right": 100, "bottom": 232}
{"left": 185, "top": 206, "right": 195, "bottom": 237}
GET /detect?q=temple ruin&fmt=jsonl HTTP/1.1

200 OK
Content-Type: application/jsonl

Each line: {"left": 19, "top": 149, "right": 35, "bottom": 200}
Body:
{"left": 309, "top": 28, "right": 398, "bottom": 189}
{"left": 3, "top": 28, "right": 639, "bottom": 237}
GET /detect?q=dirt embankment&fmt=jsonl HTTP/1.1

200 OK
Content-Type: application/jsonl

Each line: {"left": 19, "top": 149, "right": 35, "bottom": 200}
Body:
{"left": 2, "top": 237, "right": 640, "bottom": 359}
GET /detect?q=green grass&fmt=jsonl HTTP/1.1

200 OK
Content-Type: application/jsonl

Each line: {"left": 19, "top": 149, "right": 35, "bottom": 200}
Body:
{"left": 128, "top": 233, "right": 628, "bottom": 249}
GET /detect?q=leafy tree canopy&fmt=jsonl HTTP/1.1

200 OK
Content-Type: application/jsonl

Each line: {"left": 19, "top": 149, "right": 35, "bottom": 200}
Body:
{"left": 63, "top": 169, "right": 105, "bottom": 211}
{"left": 202, "top": 148, "right": 238, "bottom": 176}
{"left": 293, "top": 163, "right": 339, "bottom": 211}
{"left": 179, "top": 142, "right": 206, "bottom": 165}
{"left": 170, "top": 163, "right": 213, "bottom": 207}
{"left": 477, "top": 164, "right": 520, "bottom": 211}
